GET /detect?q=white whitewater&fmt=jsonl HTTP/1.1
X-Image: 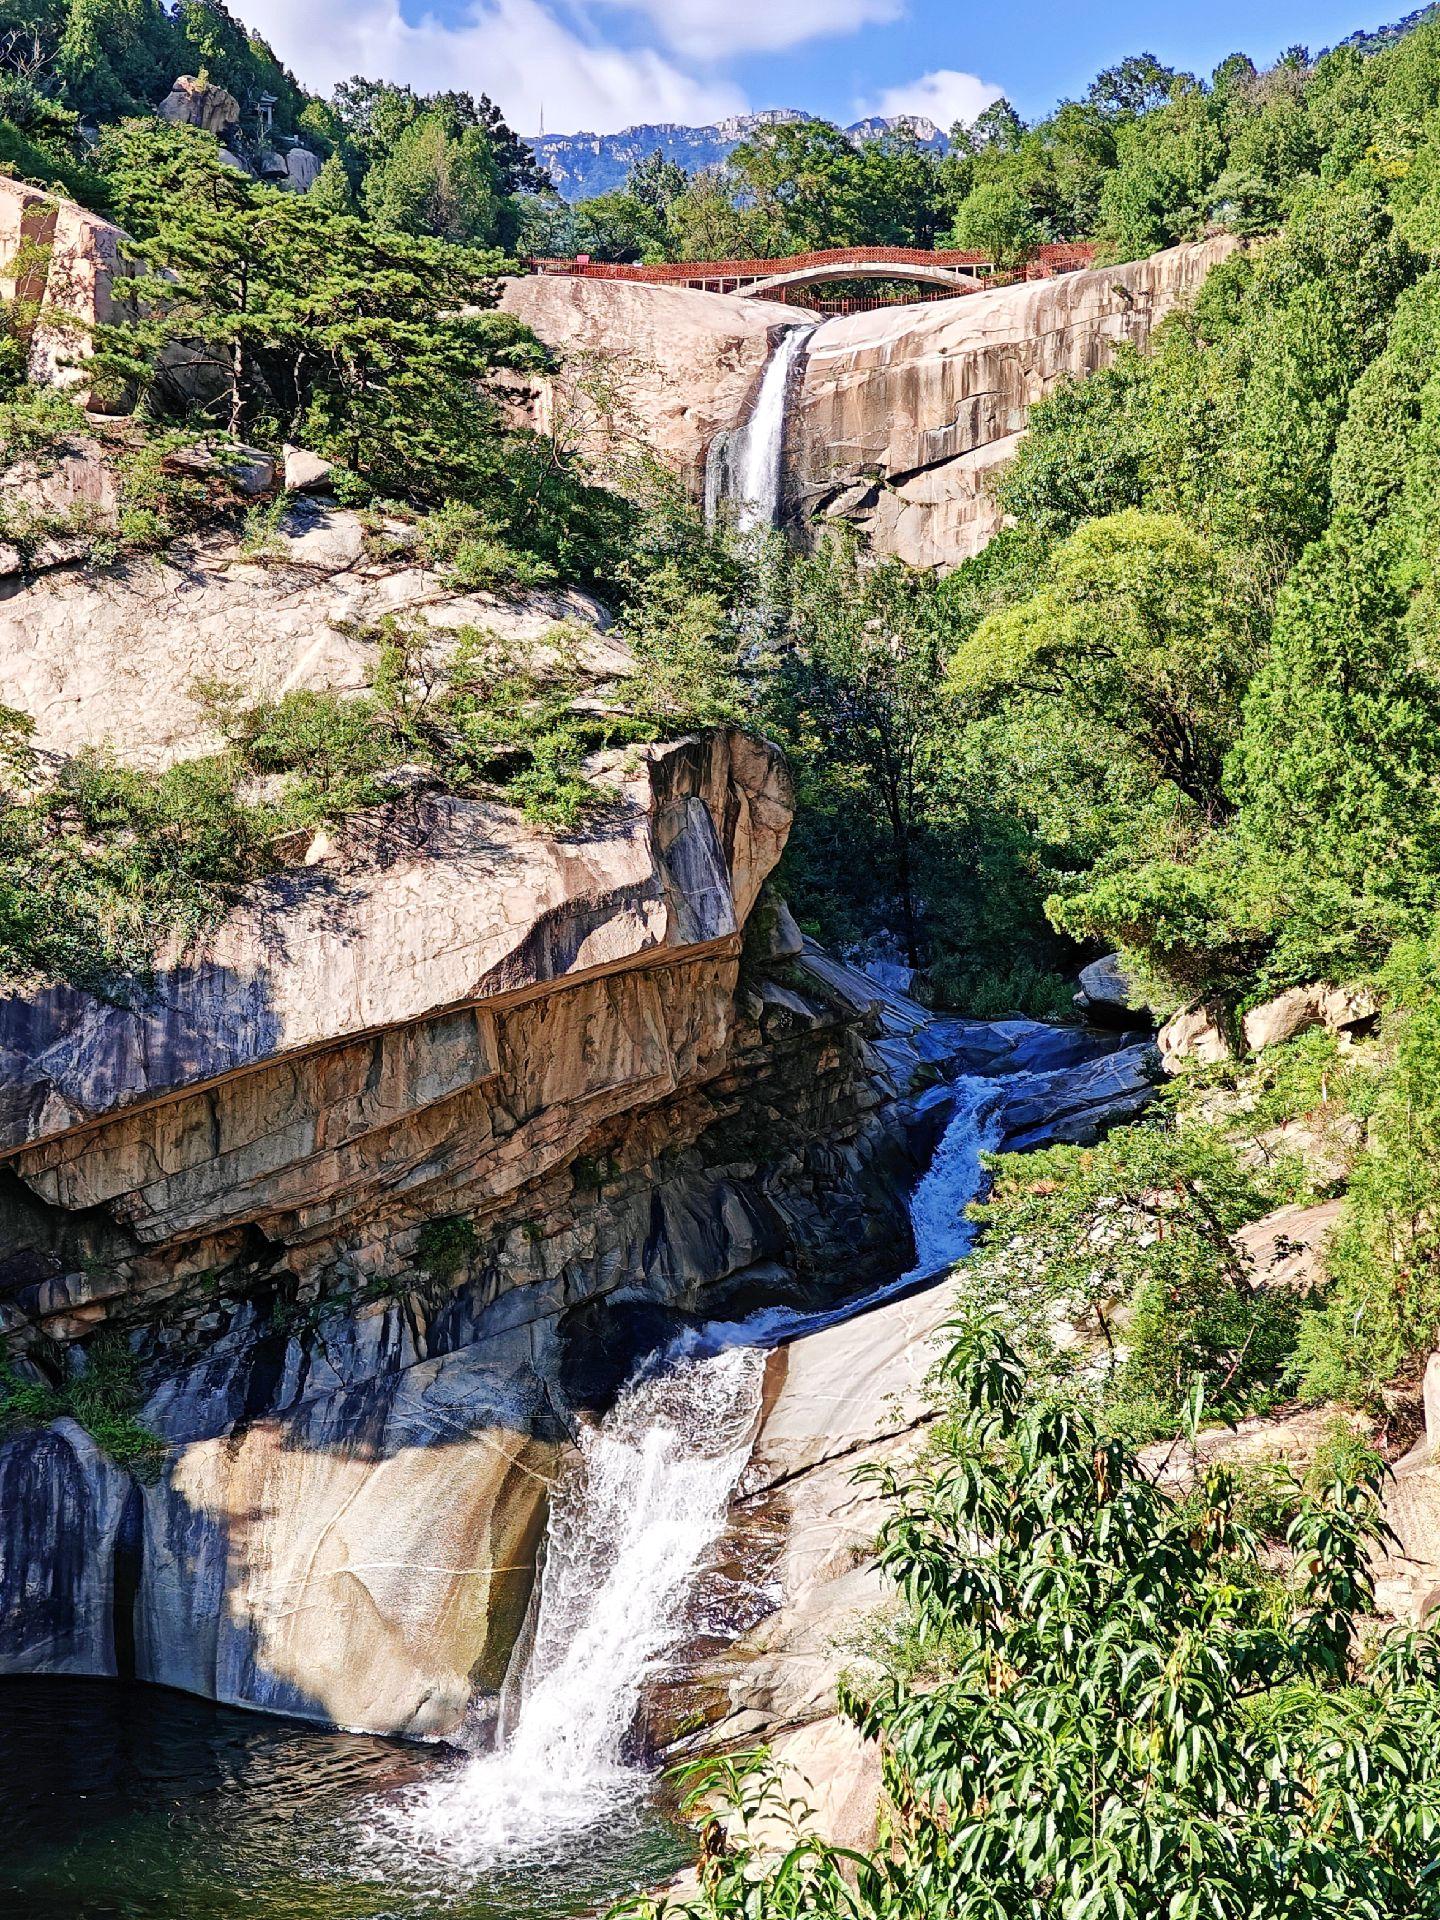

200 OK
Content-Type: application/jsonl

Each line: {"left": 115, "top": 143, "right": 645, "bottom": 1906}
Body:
{"left": 377, "top": 1345, "right": 764, "bottom": 1870}
{"left": 906, "top": 1076, "right": 1004, "bottom": 1275}
{"left": 370, "top": 1075, "right": 1000, "bottom": 1873}
{"left": 705, "top": 323, "right": 815, "bottom": 534}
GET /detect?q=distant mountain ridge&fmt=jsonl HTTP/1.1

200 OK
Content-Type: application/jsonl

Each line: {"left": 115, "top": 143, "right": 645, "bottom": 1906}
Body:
{"left": 526, "top": 111, "right": 948, "bottom": 203}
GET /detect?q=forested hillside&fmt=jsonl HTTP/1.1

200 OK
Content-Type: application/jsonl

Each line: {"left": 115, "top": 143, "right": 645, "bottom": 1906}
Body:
{"left": 628, "top": 13, "right": 1440, "bottom": 1916}
{"left": 9, "top": 6, "right": 1440, "bottom": 1910}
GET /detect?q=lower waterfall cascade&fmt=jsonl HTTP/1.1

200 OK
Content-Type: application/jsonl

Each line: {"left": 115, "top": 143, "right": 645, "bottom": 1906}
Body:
{"left": 369, "top": 1073, "right": 1005, "bottom": 1873}
{"left": 370, "top": 1346, "right": 766, "bottom": 1873}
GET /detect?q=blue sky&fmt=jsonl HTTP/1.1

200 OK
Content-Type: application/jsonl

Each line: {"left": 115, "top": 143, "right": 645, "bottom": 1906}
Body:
{"left": 239, "top": 0, "right": 1407, "bottom": 137}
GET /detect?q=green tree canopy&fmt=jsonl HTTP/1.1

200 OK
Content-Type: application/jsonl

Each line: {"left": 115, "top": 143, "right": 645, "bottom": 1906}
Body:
{"left": 950, "top": 510, "right": 1253, "bottom": 817}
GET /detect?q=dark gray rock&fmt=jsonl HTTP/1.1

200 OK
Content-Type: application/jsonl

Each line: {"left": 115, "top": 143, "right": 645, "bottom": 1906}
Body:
{"left": 1074, "top": 953, "right": 1152, "bottom": 1030}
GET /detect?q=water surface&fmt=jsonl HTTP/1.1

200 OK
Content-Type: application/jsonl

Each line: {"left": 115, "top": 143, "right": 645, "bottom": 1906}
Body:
{"left": 0, "top": 1677, "right": 688, "bottom": 1920}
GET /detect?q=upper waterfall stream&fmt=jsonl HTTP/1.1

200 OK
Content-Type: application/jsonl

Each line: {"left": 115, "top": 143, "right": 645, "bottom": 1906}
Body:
{"left": 366, "top": 1075, "right": 1003, "bottom": 1878}
{"left": 704, "top": 323, "right": 816, "bottom": 534}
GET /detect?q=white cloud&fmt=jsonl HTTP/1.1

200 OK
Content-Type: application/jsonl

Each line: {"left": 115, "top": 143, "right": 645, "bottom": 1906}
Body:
{"left": 863, "top": 68, "right": 1004, "bottom": 133}
{"left": 596, "top": 0, "right": 903, "bottom": 61}
{"left": 239, "top": 0, "right": 745, "bottom": 135}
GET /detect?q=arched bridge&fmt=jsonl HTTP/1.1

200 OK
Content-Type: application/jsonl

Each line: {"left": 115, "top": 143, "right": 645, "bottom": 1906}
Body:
{"left": 528, "top": 244, "right": 1096, "bottom": 309}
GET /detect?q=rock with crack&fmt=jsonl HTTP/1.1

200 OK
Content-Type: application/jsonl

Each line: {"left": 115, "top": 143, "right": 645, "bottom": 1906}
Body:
{"left": 788, "top": 237, "right": 1239, "bottom": 568}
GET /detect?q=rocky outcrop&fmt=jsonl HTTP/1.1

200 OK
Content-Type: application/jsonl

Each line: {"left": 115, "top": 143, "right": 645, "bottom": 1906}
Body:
{"left": 1240, "top": 983, "right": 1380, "bottom": 1054}
{"left": 158, "top": 76, "right": 240, "bottom": 139}
{"left": 0, "top": 487, "right": 832, "bottom": 1733}
{"left": 1158, "top": 999, "right": 1236, "bottom": 1071}
{"left": 0, "top": 175, "right": 137, "bottom": 402}
{"left": 1074, "top": 952, "right": 1151, "bottom": 1030}
{"left": 0, "top": 497, "right": 615, "bottom": 770}
{"left": 0, "top": 930, "right": 995, "bottom": 1736}
{"left": 2, "top": 502, "right": 1028, "bottom": 1732}
{"left": 1161, "top": 980, "right": 1382, "bottom": 1070}
{"left": 500, "top": 240, "right": 1237, "bottom": 570}
{"left": 499, "top": 274, "right": 807, "bottom": 495}
{"left": 788, "top": 237, "right": 1239, "bottom": 567}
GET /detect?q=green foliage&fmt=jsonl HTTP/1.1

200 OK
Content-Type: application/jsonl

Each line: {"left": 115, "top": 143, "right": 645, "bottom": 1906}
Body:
{"left": 360, "top": 104, "right": 503, "bottom": 248}
{"left": 951, "top": 509, "right": 1254, "bottom": 817}
{"left": 91, "top": 125, "right": 536, "bottom": 489}
{"left": 1294, "top": 942, "right": 1440, "bottom": 1405}
{"left": 0, "top": 1331, "right": 161, "bottom": 1472}
{"left": 948, "top": 176, "right": 1041, "bottom": 266}
{"left": 0, "top": 612, "right": 657, "bottom": 985}
{"left": 565, "top": 190, "right": 670, "bottom": 265}
{"left": 633, "top": 1323, "right": 1440, "bottom": 1920}
{"left": 765, "top": 535, "right": 951, "bottom": 969}
{"left": 626, "top": 149, "right": 688, "bottom": 214}
{"left": 414, "top": 1213, "right": 477, "bottom": 1281}
{"left": 962, "top": 1112, "right": 1301, "bottom": 1430}
{"left": 728, "top": 120, "right": 947, "bottom": 253}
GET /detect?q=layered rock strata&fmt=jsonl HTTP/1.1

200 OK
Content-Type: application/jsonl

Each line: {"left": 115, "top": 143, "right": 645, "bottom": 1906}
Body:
{"left": 0, "top": 500, "right": 1026, "bottom": 1735}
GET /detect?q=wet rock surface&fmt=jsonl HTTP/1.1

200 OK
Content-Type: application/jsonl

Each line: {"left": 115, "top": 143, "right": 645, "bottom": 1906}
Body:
{"left": 646, "top": 1016, "right": 1151, "bottom": 1775}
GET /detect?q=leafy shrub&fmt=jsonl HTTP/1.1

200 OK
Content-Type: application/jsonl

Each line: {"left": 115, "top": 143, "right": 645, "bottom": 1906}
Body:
{"left": 1294, "top": 942, "right": 1440, "bottom": 1404}
{"left": 0, "top": 1332, "right": 162, "bottom": 1474}
{"left": 415, "top": 1213, "right": 477, "bottom": 1280}
{"left": 626, "top": 1321, "right": 1440, "bottom": 1920}
{"left": 961, "top": 1113, "right": 1302, "bottom": 1429}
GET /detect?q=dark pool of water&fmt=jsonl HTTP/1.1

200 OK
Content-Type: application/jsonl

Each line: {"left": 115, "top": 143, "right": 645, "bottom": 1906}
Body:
{"left": 0, "top": 1678, "right": 689, "bottom": 1920}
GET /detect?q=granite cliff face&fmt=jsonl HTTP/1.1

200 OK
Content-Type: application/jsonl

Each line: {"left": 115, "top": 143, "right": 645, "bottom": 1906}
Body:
{"left": 788, "top": 235, "right": 1238, "bottom": 566}
{"left": 499, "top": 274, "right": 804, "bottom": 497}
{"left": 0, "top": 501, "right": 984, "bottom": 1737}
{"left": 502, "top": 237, "right": 1237, "bottom": 570}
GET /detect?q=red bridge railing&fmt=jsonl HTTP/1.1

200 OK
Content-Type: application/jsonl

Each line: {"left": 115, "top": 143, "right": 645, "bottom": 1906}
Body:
{"left": 527, "top": 242, "right": 1097, "bottom": 291}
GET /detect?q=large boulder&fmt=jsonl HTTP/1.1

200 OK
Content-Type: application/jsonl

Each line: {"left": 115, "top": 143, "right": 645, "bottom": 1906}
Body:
{"left": 0, "top": 176, "right": 139, "bottom": 404}
{"left": 1234, "top": 1199, "right": 1344, "bottom": 1292}
{"left": 0, "top": 1356, "right": 557, "bottom": 1739}
{"left": 284, "top": 148, "right": 322, "bottom": 193}
{"left": 1158, "top": 999, "right": 1235, "bottom": 1072}
{"left": 282, "top": 443, "right": 334, "bottom": 492}
{"left": 1241, "top": 983, "right": 1381, "bottom": 1054}
{"left": 1074, "top": 952, "right": 1151, "bottom": 1030}
{"left": 157, "top": 75, "right": 240, "bottom": 139}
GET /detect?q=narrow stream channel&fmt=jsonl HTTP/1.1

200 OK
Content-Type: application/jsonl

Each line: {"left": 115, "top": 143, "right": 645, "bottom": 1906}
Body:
{"left": 0, "top": 1075, "right": 1003, "bottom": 1919}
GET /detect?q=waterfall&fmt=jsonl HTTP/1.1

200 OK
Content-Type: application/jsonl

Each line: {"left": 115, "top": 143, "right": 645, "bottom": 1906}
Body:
{"left": 906, "top": 1077, "right": 1005, "bottom": 1275}
{"left": 368, "top": 1076, "right": 1002, "bottom": 1874}
{"left": 376, "top": 1346, "right": 765, "bottom": 1870}
{"left": 705, "top": 323, "right": 815, "bottom": 534}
